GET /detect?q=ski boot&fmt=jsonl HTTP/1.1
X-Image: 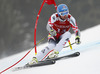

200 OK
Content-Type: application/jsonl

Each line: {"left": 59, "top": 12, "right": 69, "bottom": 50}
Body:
{"left": 47, "top": 50, "right": 59, "bottom": 59}
{"left": 26, "top": 57, "right": 38, "bottom": 66}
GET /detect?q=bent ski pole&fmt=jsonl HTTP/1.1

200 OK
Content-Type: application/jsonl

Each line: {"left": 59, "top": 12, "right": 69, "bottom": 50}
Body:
{"left": 0, "top": 37, "right": 46, "bottom": 74}
{"left": 68, "top": 40, "right": 72, "bottom": 50}
{"left": 64, "top": 42, "right": 76, "bottom": 48}
{"left": 35, "top": 37, "right": 46, "bottom": 47}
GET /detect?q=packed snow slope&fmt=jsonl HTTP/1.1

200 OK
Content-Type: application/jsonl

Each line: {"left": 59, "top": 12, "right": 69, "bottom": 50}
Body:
{"left": 0, "top": 25, "right": 100, "bottom": 74}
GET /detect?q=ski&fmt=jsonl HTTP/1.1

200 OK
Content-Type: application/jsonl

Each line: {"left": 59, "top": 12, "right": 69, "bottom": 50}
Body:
{"left": 12, "top": 52, "right": 80, "bottom": 71}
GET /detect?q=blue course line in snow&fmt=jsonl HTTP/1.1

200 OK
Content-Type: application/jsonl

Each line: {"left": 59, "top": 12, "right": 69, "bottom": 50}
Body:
{"left": 59, "top": 40, "right": 100, "bottom": 56}
{"left": 76, "top": 40, "right": 100, "bottom": 50}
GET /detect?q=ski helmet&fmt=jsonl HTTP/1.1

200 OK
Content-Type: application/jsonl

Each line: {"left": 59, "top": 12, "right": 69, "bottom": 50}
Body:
{"left": 57, "top": 4, "right": 69, "bottom": 16}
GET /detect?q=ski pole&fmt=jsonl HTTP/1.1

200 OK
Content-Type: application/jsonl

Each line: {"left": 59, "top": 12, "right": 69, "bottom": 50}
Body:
{"left": 68, "top": 40, "right": 72, "bottom": 50}
{"left": 34, "top": 36, "right": 46, "bottom": 47}
{"left": 64, "top": 42, "right": 76, "bottom": 48}
{"left": 0, "top": 36, "right": 46, "bottom": 74}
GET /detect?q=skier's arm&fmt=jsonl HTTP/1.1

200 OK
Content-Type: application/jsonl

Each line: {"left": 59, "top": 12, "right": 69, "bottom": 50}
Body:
{"left": 70, "top": 15, "right": 81, "bottom": 44}
{"left": 46, "top": 14, "right": 57, "bottom": 36}
{"left": 46, "top": 23, "right": 57, "bottom": 36}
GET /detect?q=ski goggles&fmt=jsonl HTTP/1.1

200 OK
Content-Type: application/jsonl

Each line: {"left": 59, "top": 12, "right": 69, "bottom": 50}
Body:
{"left": 59, "top": 11, "right": 69, "bottom": 16}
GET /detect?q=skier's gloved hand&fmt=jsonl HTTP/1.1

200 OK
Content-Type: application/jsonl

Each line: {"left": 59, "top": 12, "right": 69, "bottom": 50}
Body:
{"left": 75, "top": 36, "right": 80, "bottom": 44}
{"left": 49, "top": 29, "right": 57, "bottom": 36}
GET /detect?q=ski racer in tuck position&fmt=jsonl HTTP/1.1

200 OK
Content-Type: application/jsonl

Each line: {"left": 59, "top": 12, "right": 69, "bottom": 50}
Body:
{"left": 28, "top": 4, "right": 81, "bottom": 65}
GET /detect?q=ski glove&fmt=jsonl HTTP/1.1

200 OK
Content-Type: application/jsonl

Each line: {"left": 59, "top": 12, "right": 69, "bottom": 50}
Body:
{"left": 49, "top": 29, "right": 57, "bottom": 36}
{"left": 75, "top": 36, "right": 80, "bottom": 44}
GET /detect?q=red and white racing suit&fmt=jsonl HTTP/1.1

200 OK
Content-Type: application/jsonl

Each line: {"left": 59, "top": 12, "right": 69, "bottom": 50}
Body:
{"left": 36, "top": 13, "right": 80, "bottom": 61}
{"left": 47, "top": 13, "right": 79, "bottom": 40}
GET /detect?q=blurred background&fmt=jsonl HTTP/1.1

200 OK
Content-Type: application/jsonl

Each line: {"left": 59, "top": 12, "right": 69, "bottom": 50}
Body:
{"left": 0, "top": 0, "right": 100, "bottom": 59}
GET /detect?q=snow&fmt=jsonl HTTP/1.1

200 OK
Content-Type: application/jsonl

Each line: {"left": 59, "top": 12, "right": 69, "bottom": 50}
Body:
{"left": 0, "top": 25, "right": 100, "bottom": 74}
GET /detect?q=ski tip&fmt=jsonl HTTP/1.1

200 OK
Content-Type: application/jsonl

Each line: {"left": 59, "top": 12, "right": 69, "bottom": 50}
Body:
{"left": 51, "top": 60, "right": 56, "bottom": 64}
{"left": 75, "top": 52, "right": 80, "bottom": 56}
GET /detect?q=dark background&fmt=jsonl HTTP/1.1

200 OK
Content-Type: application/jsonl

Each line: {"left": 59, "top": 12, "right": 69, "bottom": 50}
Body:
{"left": 0, "top": 0, "right": 100, "bottom": 59}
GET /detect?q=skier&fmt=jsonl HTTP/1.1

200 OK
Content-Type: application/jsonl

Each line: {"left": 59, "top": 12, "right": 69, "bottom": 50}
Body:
{"left": 28, "top": 4, "right": 81, "bottom": 65}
